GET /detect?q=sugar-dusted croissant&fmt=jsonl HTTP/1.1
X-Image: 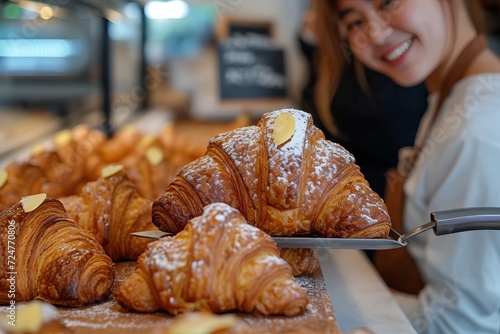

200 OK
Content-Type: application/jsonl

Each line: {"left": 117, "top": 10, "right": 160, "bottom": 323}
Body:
{"left": 116, "top": 202, "right": 308, "bottom": 316}
{"left": 152, "top": 109, "right": 391, "bottom": 238}
{"left": 0, "top": 196, "right": 114, "bottom": 306}
{"left": 59, "top": 167, "right": 156, "bottom": 261}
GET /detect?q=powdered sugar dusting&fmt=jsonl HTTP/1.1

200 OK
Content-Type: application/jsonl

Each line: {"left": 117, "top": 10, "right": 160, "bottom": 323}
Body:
{"left": 303, "top": 140, "right": 355, "bottom": 218}
{"left": 195, "top": 203, "right": 267, "bottom": 253}
{"left": 40, "top": 262, "right": 339, "bottom": 333}
{"left": 215, "top": 213, "right": 226, "bottom": 222}
{"left": 347, "top": 183, "right": 386, "bottom": 223}
{"left": 182, "top": 156, "right": 222, "bottom": 186}
{"left": 211, "top": 127, "right": 261, "bottom": 206}
{"left": 149, "top": 242, "right": 185, "bottom": 272}
{"left": 180, "top": 156, "right": 235, "bottom": 206}
{"left": 54, "top": 262, "right": 174, "bottom": 330}
{"left": 258, "top": 254, "right": 288, "bottom": 267}
{"left": 270, "top": 110, "right": 308, "bottom": 156}
{"left": 263, "top": 109, "right": 311, "bottom": 208}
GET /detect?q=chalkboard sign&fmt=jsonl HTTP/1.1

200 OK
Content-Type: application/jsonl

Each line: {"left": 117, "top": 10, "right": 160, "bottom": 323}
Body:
{"left": 217, "top": 43, "right": 288, "bottom": 100}
{"left": 228, "top": 23, "right": 272, "bottom": 39}
{"left": 216, "top": 17, "right": 274, "bottom": 41}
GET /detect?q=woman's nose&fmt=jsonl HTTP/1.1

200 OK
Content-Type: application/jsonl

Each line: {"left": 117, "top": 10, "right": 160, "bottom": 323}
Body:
{"left": 365, "top": 13, "right": 393, "bottom": 45}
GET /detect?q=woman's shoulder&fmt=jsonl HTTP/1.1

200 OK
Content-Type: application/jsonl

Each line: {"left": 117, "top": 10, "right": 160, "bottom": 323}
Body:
{"left": 469, "top": 48, "right": 500, "bottom": 74}
{"left": 440, "top": 74, "right": 500, "bottom": 138}
{"left": 450, "top": 73, "right": 500, "bottom": 104}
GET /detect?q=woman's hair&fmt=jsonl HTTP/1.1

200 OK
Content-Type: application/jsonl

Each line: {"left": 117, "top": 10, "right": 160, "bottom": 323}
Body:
{"left": 312, "top": 0, "right": 345, "bottom": 138}
{"left": 468, "top": 0, "right": 487, "bottom": 33}
{"left": 312, "top": 0, "right": 486, "bottom": 138}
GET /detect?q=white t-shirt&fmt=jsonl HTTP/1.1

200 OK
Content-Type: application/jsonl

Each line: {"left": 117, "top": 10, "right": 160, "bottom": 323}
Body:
{"left": 403, "top": 74, "right": 500, "bottom": 333}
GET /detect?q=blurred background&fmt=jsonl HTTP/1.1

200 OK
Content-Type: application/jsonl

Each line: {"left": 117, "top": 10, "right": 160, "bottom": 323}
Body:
{"left": 1, "top": 0, "right": 499, "bottom": 159}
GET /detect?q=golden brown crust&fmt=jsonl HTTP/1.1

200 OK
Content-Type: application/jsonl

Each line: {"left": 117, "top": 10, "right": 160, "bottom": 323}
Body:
{"left": 97, "top": 126, "right": 143, "bottom": 164}
{"left": 279, "top": 248, "right": 319, "bottom": 276}
{"left": 0, "top": 198, "right": 114, "bottom": 306}
{"left": 59, "top": 170, "right": 156, "bottom": 261}
{"left": 116, "top": 203, "right": 308, "bottom": 316}
{"left": 120, "top": 146, "right": 180, "bottom": 201}
{"left": 152, "top": 109, "right": 391, "bottom": 238}
{"left": 29, "top": 151, "right": 76, "bottom": 198}
{"left": 54, "top": 125, "right": 106, "bottom": 184}
{"left": 0, "top": 162, "right": 45, "bottom": 212}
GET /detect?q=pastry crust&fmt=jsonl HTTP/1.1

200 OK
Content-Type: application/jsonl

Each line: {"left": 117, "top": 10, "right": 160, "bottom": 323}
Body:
{"left": 0, "top": 198, "right": 114, "bottom": 306}
{"left": 279, "top": 248, "right": 319, "bottom": 276}
{"left": 153, "top": 109, "right": 391, "bottom": 238}
{"left": 0, "top": 162, "right": 45, "bottom": 211}
{"left": 60, "top": 170, "right": 156, "bottom": 261}
{"left": 116, "top": 203, "right": 309, "bottom": 316}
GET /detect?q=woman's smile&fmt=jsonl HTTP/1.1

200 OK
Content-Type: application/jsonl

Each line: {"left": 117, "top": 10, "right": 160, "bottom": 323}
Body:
{"left": 382, "top": 38, "right": 413, "bottom": 66}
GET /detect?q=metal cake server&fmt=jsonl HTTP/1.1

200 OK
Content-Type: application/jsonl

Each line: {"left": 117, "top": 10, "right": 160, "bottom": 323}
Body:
{"left": 132, "top": 207, "right": 500, "bottom": 249}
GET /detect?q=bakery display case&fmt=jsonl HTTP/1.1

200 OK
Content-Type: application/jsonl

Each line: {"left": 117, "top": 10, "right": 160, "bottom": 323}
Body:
{"left": 0, "top": 0, "right": 147, "bottom": 155}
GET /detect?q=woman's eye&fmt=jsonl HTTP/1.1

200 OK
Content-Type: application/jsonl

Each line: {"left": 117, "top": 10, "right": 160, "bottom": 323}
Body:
{"left": 345, "top": 19, "right": 363, "bottom": 31}
{"left": 380, "top": 0, "right": 397, "bottom": 10}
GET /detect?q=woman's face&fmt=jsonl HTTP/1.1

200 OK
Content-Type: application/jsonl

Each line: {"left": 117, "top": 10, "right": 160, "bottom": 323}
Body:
{"left": 336, "top": 0, "right": 451, "bottom": 87}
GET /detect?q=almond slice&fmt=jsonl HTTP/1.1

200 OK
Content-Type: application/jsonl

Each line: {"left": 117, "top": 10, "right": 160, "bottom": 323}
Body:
{"left": 0, "top": 169, "right": 7, "bottom": 189}
{"left": 146, "top": 147, "right": 164, "bottom": 166}
{"left": 272, "top": 113, "right": 296, "bottom": 146}
{"left": 21, "top": 193, "right": 47, "bottom": 213}
{"left": 0, "top": 300, "right": 59, "bottom": 333}
{"left": 140, "top": 135, "right": 155, "bottom": 149}
{"left": 32, "top": 143, "right": 45, "bottom": 156}
{"left": 168, "top": 313, "right": 236, "bottom": 334}
{"left": 101, "top": 164, "right": 124, "bottom": 178}
{"left": 54, "top": 129, "right": 72, "bottom": 148}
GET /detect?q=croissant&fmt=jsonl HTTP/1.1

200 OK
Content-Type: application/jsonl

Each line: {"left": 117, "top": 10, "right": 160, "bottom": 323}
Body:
{"left": 52, "top": 125, "right": 106, "bottom": 185}
{"left": 97, "top": 125, "right": 144, "bottom": 164}
{"left": 279, "top": 248, "right": 319, "bottom": 276}
{"left": 0, "top": 196, "right": 114, "bottom": 306}
{"left": 121, "top": 144, "right": 181, "bottom": 201}
{"left": 59, "top": 167, "right": 156, "bottom": 261}
{"left": 29, "top": 150, "right": 79, "bottom": 198}
{"left": 116, "top": 202, "right": 309, "bottom": 316}
{"left": 152, "top": 109, "right": 391, "bottom": 238}
{"left": 0, "top": 162, "right": 45, "bottom": 212}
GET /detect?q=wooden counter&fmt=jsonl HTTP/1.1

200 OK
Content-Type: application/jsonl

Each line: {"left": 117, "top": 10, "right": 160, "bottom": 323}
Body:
{"left": 321, "top": 249, "right": 417, "bottom": 334}
{"left": 1, "top": 262, "right": 340, "bottom": 334}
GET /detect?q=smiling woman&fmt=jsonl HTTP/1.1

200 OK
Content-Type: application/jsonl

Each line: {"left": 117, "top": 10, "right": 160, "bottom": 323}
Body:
{"left": 313, "top": 0, "right": 500, "bottom": 333}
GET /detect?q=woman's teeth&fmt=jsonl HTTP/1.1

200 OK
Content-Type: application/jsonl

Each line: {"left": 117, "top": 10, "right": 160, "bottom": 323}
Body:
{"left": 385, "top": 39, "right": 412, "bottom": 61}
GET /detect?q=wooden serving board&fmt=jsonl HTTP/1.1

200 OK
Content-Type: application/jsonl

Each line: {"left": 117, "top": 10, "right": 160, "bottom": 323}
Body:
{"left": 22, "top": 261, "right": 340, "bottom": 334}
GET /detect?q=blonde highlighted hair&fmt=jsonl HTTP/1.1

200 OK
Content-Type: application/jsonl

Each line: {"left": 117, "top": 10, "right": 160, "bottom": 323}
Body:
{"left": 312, "top": 0, "right": 345, "bottom": 138}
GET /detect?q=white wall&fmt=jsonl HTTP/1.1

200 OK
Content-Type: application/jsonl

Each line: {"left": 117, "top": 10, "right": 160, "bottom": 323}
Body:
{"left": 170, "top": 0, "right": 311, "bottom": 119}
